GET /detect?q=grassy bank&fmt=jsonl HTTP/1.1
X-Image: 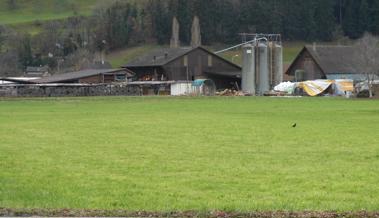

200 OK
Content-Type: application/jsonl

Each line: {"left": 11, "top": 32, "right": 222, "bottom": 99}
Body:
{"left": 0, "top": 97, "right": 378, "bottom": 211}
{"left": 0, "top": 0, "right": 101, "bottom": 25}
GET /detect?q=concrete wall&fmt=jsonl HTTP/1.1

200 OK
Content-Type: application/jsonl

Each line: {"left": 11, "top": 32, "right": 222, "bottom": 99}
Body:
{"left": 0, "top": 84, "right": 141, "bottom": 97}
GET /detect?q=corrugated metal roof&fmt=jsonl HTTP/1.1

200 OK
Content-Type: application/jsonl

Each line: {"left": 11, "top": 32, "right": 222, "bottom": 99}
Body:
{"left": 30, "top": 69, "right": 133, "bottom": 84}
{"left": 305, "top": 45, "right": 359, "bottom": 74}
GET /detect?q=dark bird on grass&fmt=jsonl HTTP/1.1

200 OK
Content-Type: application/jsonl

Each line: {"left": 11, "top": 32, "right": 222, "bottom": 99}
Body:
{"left": 292, "top": 123, "right": 297, "bottom": 128}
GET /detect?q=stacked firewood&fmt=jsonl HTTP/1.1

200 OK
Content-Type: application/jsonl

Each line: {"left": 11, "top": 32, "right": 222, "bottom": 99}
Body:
{"left": 216, "top": 89, "right": 250, "bottom": 96}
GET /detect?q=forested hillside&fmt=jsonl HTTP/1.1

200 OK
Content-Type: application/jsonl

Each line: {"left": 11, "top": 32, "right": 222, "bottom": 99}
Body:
{"left": 149, "top": 0, "right": 379, "bottom": 44}
{"left": 0, "top": 0, "right": 378, "bottom": 76}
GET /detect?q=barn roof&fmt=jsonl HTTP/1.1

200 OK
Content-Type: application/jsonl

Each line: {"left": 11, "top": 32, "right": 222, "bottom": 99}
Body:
{"left": 30, "top": 69, "right": 134, "bottom": 84}
{"left": 286, "top": 45, "right": 366, "bottom": 75}
{"left": 125, "top": 47, "right": 192, "bottom": 67}
{"left": 123, "top": 46, "right": 241, "bottom": 69}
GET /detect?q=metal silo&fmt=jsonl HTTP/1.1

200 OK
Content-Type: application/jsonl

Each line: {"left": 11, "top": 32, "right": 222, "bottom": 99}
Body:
{"left": 273, "top": 43, "right": 283, "bottom": 86}
{"left": 257, "top": 42, "right": 270, "bottom": 95}
{"left": 241, "top": 44, "right": 255, "bottom": 95}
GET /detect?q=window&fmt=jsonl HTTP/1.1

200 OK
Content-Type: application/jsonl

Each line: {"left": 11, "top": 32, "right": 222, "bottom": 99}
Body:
{"left": 295, "top": 70, "right": 305, "bottom": 82}
{"left": 208, "top": 55, "right": 213, "bottom": 67}
{"left": 183, "top": 55, "right": 188, "bottom": 67}
{"left": 116, "top": 74, "right": 126, "bottom": 81}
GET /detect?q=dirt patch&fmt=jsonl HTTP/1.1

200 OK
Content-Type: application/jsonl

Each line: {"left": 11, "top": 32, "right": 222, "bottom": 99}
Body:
{"left": 1, "top": 209, "right": 379, "bottom": 218}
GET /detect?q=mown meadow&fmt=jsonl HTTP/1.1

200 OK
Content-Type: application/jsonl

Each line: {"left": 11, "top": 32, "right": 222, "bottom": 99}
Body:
{"left": 0, "top": 97, "right": 378, "bottom": 211}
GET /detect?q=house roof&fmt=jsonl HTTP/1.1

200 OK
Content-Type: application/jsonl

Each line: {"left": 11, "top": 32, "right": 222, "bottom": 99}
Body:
{"left": 123, "top": 46, "right": 241, "bottom": 69}
{"left": 286, "top": 45, "right": 366, "bottom": 75}
{"left": 29, "top": 69, "right": 134, "bottom": 84}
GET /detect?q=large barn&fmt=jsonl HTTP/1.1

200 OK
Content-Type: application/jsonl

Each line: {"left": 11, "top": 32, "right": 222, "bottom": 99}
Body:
{"left": 286, "top": 45, "right": 379, "bottom": 82}
{"left": 122, "top": 46, "right": 241, "bottom": 89}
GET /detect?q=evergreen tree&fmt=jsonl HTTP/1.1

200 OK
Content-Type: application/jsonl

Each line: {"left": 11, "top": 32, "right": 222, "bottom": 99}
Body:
{"left": 358, "top": 0, "right": 369, "bottom": 36}
{"left": 343, "top": 0, "right": 360, "bottom": 38}
{"left": 314, "top": 0, "right": 336, "bottom": 41}
{"left": 191, "top": 0, "right": 219, "bottom": 44}
{"left": 269, "top": 0, "right": 284, "bottom": 34}
{"left": 17, "top": 34, "right": 33, "bottom": 69}
{"left": 148, "top": 0, "right": 171, "bottom": 44}
{"left": 177, "top": 0, "right": 192, "bottom": 44}
{"left": 369, "top": 0, "right": 379, "bottom": 34}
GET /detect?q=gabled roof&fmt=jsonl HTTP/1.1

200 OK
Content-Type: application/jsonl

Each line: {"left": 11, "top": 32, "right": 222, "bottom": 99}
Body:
{"left": 286, "top": 45, "right": 367, "bottom": 75}
{"left": 124, "top": 47, "right": 192, "bottom": 67}
{"left": 29, "top": 69, "right": 133, "bottom": 84}
{"left": 123, "top": 46, "right": 241, "bottom": 69}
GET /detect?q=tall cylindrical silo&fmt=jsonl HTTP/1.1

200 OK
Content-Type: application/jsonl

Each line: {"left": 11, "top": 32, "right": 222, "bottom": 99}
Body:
{"left": 273, "top": 43, "right": 283, "bottom": 86}
{"left": 257, "top": 42, "right": 270, "bottom": 95}
{"left": 241, "top": 44, "right": 255, "bottom": 95}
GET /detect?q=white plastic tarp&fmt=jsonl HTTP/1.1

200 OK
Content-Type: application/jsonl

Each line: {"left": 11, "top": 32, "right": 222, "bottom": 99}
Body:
{"left": 274, "top": 82, "right": 296, "bottom": 94}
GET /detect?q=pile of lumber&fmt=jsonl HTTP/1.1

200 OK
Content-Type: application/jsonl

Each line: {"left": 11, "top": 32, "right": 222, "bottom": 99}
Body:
{"left": 216, "top": 89, "right": 250, "bottom": 96}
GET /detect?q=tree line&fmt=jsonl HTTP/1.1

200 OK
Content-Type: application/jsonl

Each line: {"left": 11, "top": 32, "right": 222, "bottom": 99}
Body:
{"left": 0, "top": 0, "right": 378, "bottom": 76}
{"left": 149, "top": 0, "right": 379, "bottom": 44}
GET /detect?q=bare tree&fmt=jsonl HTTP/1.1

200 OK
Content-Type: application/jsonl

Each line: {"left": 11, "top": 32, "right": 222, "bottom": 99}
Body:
{"left": 354, "top": 33, "right": 379, "bottom": 98}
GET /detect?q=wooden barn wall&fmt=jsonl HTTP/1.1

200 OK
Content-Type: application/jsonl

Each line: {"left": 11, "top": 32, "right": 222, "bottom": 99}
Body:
{"left": 288, "top": 50, "right": 325, "bottom": 81}
{"left": 104, "top": 74, "right": 116, "bottom": 83}
{"left": 79, "top": 75, "right": 102, "bottom": 83}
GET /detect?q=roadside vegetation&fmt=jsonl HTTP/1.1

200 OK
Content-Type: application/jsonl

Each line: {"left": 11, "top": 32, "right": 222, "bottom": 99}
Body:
{"left": 1, "top": 97, "right": 378, "bottom": 211}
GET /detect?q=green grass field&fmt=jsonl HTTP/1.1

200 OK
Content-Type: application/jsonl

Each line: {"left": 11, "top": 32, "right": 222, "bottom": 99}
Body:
{"left": 0, "top": 97, "right": 379, "bottom": 211}
{"left": 0, "top": 0, "right": 102, "bottom": 25}
{"left": 107, "top": 45, "right": 163, "bottom": 68}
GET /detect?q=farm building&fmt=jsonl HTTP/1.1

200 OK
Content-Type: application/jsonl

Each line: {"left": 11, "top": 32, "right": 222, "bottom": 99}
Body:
{"left": 1, "top": 69, "right": 134, "bottom": 84}
{"left": 286, "top": 45, "right": 379, "bottom": 82}
{"left": 122, "top": 46, "right": 242, "bottom": 89}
